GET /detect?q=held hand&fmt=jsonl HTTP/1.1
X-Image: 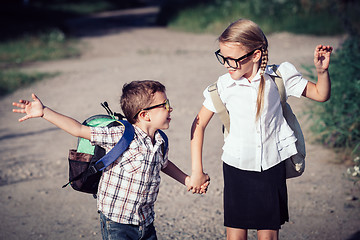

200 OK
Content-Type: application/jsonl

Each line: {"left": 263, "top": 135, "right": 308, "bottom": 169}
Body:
{"left": 185, "top": 175, "right": 210, "bottom": 194}
{"left": 188, "top": 172, "right": 210, "bottom": 194}
{"left": 199, "top": 179, "right": 210, "bottom": 194}
{"left": 12, "top": 94, "right": 45, "bottom": 122}
{"left": 314, "top": 45, "right": 333, "bottom": 73}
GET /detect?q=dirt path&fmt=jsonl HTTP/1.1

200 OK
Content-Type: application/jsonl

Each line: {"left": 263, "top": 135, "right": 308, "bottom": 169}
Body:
{"left": 1, "top": 6, "right": 359, "bottom": 240}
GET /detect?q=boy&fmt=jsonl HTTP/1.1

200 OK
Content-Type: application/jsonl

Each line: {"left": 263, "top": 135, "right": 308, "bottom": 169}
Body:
{"left": 12, "top": 80, "right": 209, "bottom": 240}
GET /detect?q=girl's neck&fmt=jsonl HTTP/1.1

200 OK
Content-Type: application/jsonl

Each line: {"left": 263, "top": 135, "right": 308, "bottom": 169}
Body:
{"left": 244, "top": 64, "right": 260, "bottom": 82}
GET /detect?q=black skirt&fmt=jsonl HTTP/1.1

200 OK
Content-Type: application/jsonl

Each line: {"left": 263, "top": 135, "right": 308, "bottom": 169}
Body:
{"left": 223, "top": 161, "right": 289, "bottom": 230}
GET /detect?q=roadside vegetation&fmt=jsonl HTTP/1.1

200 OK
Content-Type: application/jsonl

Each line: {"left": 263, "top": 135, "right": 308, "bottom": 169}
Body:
{"left": 0, "top": 0, "right": 143, "bottom": 97}
{"left": 0, "top": 29, "right": 77, "bottom": 96}
{"left": 157, "top": 0, "right": 359, "bottom": 36}
{"left": 306, "top": 36, "right": 360, "bottom": 182}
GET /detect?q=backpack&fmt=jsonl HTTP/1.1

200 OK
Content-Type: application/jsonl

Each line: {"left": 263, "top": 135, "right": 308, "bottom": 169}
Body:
{"left": 208, "top": 65, "right": 305, "bottom": 179}
{"left": 62, "top": 102, "right": 168, "bottom": 196}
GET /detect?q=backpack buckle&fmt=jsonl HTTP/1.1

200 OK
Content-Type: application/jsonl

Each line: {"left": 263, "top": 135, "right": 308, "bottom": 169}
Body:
{"left": 89, "top": 166, "right": 98, "bottom": 174}
{"left": 208, "top": 83, "right": 217, "bottom": 92}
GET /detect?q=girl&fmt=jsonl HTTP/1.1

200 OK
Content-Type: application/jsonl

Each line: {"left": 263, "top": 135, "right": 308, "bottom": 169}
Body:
{"left": 189, "top": 19, "right": 333, "bottom": 240}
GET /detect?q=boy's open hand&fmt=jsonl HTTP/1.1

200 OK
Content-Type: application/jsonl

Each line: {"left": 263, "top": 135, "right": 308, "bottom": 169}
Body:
{"left": 314, "top": 45, "right": 333, "bottom": 73}
{"left": 12, "top": 94, "right": 44, "bottom": 122}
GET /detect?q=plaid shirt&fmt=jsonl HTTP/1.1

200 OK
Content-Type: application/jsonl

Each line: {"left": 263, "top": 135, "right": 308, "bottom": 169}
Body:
{"left": 90, "top": 124, "right": 168, "bottom": 227}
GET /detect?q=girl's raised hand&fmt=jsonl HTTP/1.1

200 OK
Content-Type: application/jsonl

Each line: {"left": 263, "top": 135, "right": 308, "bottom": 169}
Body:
{"left": 314, "top": 45, "right": 333, "bottom": 73}
{"left": 12, "top": 94, "right": 45, "bottom": 122}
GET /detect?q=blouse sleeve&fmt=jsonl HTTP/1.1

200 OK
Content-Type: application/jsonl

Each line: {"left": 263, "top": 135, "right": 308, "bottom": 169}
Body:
{"left": 202, "top": 85, "right": 217, "bottom": 113}
{"left": 278, "top": 62, "right": 308, "bottom": 99}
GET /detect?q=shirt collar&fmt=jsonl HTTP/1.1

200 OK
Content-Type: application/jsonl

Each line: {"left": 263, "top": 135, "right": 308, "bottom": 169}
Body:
{"left": 224, "top": 66, "right": 276, "bottom": 88}
{"left": 134, "top": 125, "right": 148, "bottom": 141}
{"left": 154, "top": 131, "right": 166, "bottom": 145}
{"left": 134, "top": 125, "right": 165, "bottom": 146}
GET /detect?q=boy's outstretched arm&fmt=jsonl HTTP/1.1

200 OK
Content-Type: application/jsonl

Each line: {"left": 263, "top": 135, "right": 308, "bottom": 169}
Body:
{"left": 161, "top": 161, "right": 210, "bottom": 194}
{"left": 12, "top": 94, "right": 91, "bottom": 140}
{"left": 302, "top": 45, "right": 333, "bottom": 102}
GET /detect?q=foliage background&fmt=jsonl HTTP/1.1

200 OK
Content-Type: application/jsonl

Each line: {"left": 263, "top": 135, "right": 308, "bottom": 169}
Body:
{"left": 157, "top": 0, "right": 359, "bottom": 36}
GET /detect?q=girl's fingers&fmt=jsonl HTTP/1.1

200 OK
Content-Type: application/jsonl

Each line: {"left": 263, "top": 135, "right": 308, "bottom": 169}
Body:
{"left": 316, "top": 45, "right": 333, "bottom": 53}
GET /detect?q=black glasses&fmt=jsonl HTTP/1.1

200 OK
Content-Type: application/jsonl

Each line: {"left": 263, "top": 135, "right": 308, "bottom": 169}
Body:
{"left": 215, "top": 49, "right": 258, "bottom": 68}
{"left": 134, "top": 99, "right": 171, "bottom": 118}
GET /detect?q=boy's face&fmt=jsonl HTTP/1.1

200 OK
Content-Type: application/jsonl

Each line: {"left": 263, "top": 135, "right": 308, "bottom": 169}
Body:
{"left": 147, "top": 91, "right": 172, "bottom": 130}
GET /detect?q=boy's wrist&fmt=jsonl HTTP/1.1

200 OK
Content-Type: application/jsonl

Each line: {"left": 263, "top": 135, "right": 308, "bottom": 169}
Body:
{"left": 41, "top": 106, "right": 46, "bottom": 118}
{"left": 184, "top": 175, "right": 190, "bottom": 187}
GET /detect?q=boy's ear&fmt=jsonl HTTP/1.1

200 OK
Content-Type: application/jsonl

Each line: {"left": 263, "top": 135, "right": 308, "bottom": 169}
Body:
{"left": 138, "top": 111, "right": 151, "bottom": 122}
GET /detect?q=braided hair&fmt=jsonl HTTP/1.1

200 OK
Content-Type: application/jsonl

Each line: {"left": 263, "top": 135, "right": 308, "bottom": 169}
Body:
{"left": 218, "top": 19, "right": 268, "bottom": 121}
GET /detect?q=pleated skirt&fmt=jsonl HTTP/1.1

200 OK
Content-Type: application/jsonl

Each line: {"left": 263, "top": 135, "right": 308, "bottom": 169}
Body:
{"left": 223, "top": 161, "right": 289, "bottom": 230}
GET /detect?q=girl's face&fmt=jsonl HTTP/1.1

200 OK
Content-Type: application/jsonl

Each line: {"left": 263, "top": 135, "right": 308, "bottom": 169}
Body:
{"left": 218, "top": 41, "right": 260, "bottom": 81}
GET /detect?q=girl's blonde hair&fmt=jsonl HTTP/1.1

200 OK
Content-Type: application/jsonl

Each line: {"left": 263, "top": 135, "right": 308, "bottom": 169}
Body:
{"left": 218, "top": 19, "right": 268, "bottom": 120}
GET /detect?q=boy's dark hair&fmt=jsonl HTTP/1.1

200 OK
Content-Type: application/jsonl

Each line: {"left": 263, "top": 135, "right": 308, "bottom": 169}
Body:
{"left": 120, "top": 80, "right": 166, "bottom": 124}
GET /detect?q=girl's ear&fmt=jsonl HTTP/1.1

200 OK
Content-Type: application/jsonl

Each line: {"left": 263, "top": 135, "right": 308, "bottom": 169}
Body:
{"left": 253, "top": 49, "right": 262, "bottom": 62}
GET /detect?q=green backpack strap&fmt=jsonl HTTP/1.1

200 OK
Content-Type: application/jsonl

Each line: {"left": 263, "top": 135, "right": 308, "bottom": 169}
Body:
{"left": 208, "top": 81, "right": 230, "bottom": 138}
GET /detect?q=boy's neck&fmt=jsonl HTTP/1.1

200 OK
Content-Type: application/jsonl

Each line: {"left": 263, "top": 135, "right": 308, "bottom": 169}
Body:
{"left": 134, "top": 122, "right": 157, "bottom": 141}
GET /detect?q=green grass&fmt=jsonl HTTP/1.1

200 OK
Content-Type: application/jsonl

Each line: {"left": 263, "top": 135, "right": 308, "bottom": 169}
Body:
{"left": 159, "top": 0, "right": 359, "bottom": 36}
{"left": 306, "top": 37, "right": 360, "bottom": 157}
{"left": 0, "top": 0, "right": 144, "bottom": 98}
{"left": 0, "top": 70, "right": 59, "bottom": 97}
{"left": 0, "top": 29, "right": 80, "bottom": 68}
{"left": 0, "top": 29, "right": 79, "bottom": 97}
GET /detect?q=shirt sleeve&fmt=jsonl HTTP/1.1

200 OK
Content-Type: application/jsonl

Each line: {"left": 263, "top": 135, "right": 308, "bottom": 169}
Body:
{"left": 278, "top": 62, "right": 308, "bottom": 98}
{"left": 90, "top": 125, "right": 125, "bottom": 148}
{"left": 202, "top": 85, "right": 217, "bottom": 113}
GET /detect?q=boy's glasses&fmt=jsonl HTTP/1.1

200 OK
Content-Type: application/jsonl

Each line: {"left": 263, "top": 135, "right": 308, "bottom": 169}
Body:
{"left": 215, "top": 49, "right": 258, "bottom": 68}
{"left": 134, "top": 99, "right": 171, "bottom": 118}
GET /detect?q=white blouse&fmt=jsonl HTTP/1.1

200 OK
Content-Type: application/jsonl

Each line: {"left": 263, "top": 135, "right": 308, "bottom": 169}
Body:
{"left": 203, "top": 62, "right": 308, "bottom": 171}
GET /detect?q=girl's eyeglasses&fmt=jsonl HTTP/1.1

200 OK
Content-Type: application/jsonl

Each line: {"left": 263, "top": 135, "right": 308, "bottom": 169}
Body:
{"left": 215, "top": 49, "right": 258, "bottom": 68}
{"left": 133, "top": 99, "right": 171, "bottom": 118}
